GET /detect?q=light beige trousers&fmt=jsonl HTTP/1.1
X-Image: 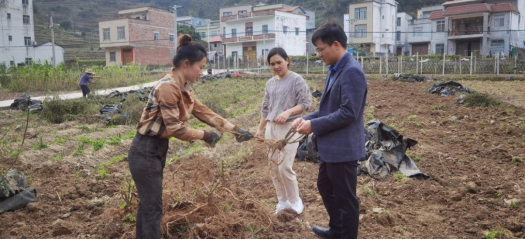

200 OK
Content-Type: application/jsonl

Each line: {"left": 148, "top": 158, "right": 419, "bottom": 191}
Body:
{"left": 265, "top": 122, "right": 301, "bottom": 203}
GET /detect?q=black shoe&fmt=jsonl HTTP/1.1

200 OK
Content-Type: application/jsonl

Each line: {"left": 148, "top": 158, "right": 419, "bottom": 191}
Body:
{"left": 312, "top": 226, "right": 337, "bottom": 238}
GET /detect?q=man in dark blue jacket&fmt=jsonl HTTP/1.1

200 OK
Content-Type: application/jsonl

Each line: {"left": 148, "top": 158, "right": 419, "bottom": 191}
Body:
{"left": 292, "top": 22, "right": 367, "bottom": 239}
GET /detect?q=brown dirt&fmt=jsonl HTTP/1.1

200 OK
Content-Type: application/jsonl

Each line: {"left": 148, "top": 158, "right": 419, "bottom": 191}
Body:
{"left": 1, "top": 78, "right": 524, "bottom": 238}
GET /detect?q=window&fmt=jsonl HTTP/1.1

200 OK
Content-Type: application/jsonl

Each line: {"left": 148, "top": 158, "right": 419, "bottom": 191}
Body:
{"left": 169, "top": 34, "right": 174, "bottom": 42}
{"left": 110, "top": 52, "right": 116, "bottom": 62}
{"left": 7, "top": 13, "right": 10, "bottom": 20}
{"left": 246, "top": 27, "right": 253, "bottom": 36}
{"left": 24, "top": 37, "right": 31, "bottom": 46}
{"left": 8, "top": 35, "right": 12, "bottom": 42}
{"left": 435, "top": 44, "right": 444, "bottom": 55}
{"left": 436, "top": 20, "right": 445, "bottom": 32}
{"left": 23, "top": 15, "right": 30, "bottom": 25}
{"left": 413, "top": 27, "right": 423, "bottom": 36}
{"left": 493, "top": 14, "right": 505, "bottom": 27}
{"left": 397, "top": 17, "right": 401, "bottom": 27}
{"left": 154, "top": 32, "right": 159, "bottom": 41}
{"left": 238, "top": 10, "right": 247, "bottom": 15}
{"left": 262, "top": 25, "right": 268, "bottom": 34}
{"left": 295, "top": 28, "right": 299, "bottom": 36}
{"left": 141, "top": 14, "right": 147, "bottom": 20}
{"left": 200, "top": 32, "right": 207, "bottom": 39}
{"left": 22, "top": 0, "right": 29, "bottom": 5}
{"left": 25, "top": 58, "right": 32, "bottom": 65}
{"left": 355, "top": 25, "right": 367, "bottom": 38}
{"left": 355, "top": 7, "right": 367, "bottom": 20}
{"left": 214, "top": 43, "right": 217, "bottom": 48}
{"left": 103, "top": 28, "right": 110, "bottom": 41}
{"left": 223, "top": 12, "right": 232, "bottom": 16}
{"left": 211, "top": 31, "right": 217, "bottom": 37}
{"left": 232, "top": 28, "right": 237, "bottom": 37}
{"left": 382, "top": 15, "right": 384, "bottom": 19}
{"left": 283, "top": 26, "right": 288, "bottom": 34}
{"left": 117, "top": 27, "right": 125, "bottom": 40}
{"left": 396, "top": 31, "right": 401, "bottom": 41}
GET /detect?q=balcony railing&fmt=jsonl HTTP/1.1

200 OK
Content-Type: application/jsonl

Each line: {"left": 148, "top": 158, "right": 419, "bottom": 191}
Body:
{"left": 448, "top": 26, "right": 483, "bottom": 36}
{"left": 221, "top": 10, "right": 275, "bottom": 22}
{"left": 223, "top": 33, "right": 275, "bottom": 43}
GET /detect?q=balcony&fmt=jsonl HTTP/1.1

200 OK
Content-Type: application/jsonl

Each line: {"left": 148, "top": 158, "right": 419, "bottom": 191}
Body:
{"left": 223, "top": 33, "right": 275, "bottom": 43}
{"left": 448, "top": 17, "right": 484, "bottom": 39}
{"left": 221, "top": 10, "right": 275, "bottom": 22}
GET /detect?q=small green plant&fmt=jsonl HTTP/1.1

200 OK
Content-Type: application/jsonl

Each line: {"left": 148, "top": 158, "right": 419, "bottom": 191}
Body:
{"left": 120, "top": 174, "right": 137, "bottom": 213}
{"left": 465, "top": 92, "right": 501, "bottom": 108}
{"left": 106, "top": 136, "right": 121, "bottom": 145}
{"left": 123, "top": 130, "right": 136, "bottom": 139}
{"left": 382, "top": 209, "right": 391, "bottom": 214}
{"left": 52, "top": 155, "right": 62, "bottom": 162}
{"left": 407, "top": 115, "right": 418, "bottom": 121}
{"left": 364, "top": 186, "right": 374, "bottom": 195}
{"left": 54, "top": 136, "right": 66, "bottom": 144}
{"left": 32, "top": 137, "right": 48, "bottom": 150}
{"left": 485, "top": 226, "right": 508, "bottom": 239}
{"left": 98, "top": 166, "right": 109, "bottom": 180}
{"left": 402, "top": 225, "right": 407, "bottom": 231}
{"left": 366, "top": 108, "right": 375, "bottom": 121}
{"left": 192, "top": 188, "right": 199, "bottom": 194}
{"left": 396, "top": 173, "right": 405, "bottom": 183}
{"left": 432, "top": 104, "right": 447, "bottom": 110}
{"left": 73, "top": 144, "right": 85, "bottom": 156}
{"left": 510, "top": 200, "right": 522, "bottom": 208}
{"left": 9, "top": 150, "right": 20, "bottom": 158}
{"left": 511, "top": 157, "right": 522, "bottom": 163}
{"left": 78, "top": 136, "right": 91, "bottom": 144}
{"left": 122, "top": 213, "right": 136, "bottom": 222}
{"left": 414, "top": 154, "right": 422, "bottom": 162}
{"left": 78, "top": 124, "right": 90, "bottom": 133}
{"left": 92, "top": 138, "right": 105, "bottom": 152}
{"left": 246, "top": 222, "right": 263, "bottom": 236}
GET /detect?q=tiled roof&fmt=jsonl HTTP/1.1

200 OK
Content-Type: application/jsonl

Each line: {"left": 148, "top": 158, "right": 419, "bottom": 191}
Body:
{"left": 443, "top": 3, "right": 491, "bottom": 16}
{"left": 209, "top": 36, "right": 222, "bottom": 43}
{"left": 280, "top": 6, "right": 300, "bottom": 12}
{"left": 491, "top": 3, "right": 520, "bottom": 14}
{"left": 429, "top": 10, "right": 445, "bottom": 20}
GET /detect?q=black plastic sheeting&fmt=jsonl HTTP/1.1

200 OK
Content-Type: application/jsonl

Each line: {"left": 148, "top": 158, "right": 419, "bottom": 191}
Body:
{"left": 100, "top": 87, "right": 150, "bottom": 121}
{"left": 428, "top": 81, "right": 471, "bottom": 97}
{"left": 394, "top": 73, "right": 437, "bottom": 82}
{"left": 296, "top": 119, "right": 429, "bottom": 180}
{"left": 359, "top": 119, "right": 429, "bottom": 179}
{"left": 9, "top": 93, "right": 43, "bottom": 113}
{"left": 311, "top": 90, "right": 322, "bottom": 98}
{"left": 0, "top": 170, "right": 37, "bottom": 214}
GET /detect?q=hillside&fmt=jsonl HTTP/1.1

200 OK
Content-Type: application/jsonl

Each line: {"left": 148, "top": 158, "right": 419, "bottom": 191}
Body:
{"left": 33, "top": 0, "right": 447, "bottom": 60}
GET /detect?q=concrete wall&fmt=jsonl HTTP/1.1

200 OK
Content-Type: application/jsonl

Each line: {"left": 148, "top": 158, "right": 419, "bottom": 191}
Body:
{"left": 99, "top": 19, "right": 130, "bottom": 48}
{"left": 33, "top": 43, "right": 64, "bottom": 64}
{"left": 274, "top": 11, "right": 307, "bottom": 56}
{"left": 0, "top": 0, "right": 35, "bottom": 66}
{"left": 220, "top": 5, "right": 253, "bottom": 36}
{"left": 349, "top": 1, "right": 373, "bottom": 44}
{"left": 396, "top": 13, "right": 412, "bottom": 55}
{"left": 134, "top": 47, "right": 171, "bottom": 66}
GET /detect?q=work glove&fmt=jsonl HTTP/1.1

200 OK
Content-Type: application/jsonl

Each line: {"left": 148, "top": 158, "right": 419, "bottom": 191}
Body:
{"left": 234, "top": 126, "right": 254, "bottom": 142}
{"left": 203, "top": 130, "right": 221, "bottom": 147}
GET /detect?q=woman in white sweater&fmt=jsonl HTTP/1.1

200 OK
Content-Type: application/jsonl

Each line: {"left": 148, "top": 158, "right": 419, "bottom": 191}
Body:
{"left": 255, "top": 47, "right": 312, "bottom": 214}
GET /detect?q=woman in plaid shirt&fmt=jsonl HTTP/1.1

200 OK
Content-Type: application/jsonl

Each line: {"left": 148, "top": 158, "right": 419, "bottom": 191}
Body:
{"left": 127, "top": 34, "right": 253, "bottom": 239}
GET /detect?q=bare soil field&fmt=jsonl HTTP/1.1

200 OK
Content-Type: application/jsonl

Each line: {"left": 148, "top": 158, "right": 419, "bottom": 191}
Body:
{"left": 0, "top": 77, "right": 524, "bottom": 238}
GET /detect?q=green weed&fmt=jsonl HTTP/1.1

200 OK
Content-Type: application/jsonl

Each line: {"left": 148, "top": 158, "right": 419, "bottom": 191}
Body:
{"left": 510, "top": 200, "right": 522, "bottom": 208}
{"left": 98, "top": 167, "right": 109, "bottom": 180}
{"left": 52, "top": 155, "right": 62, "bottom": 162}
{"left": 54, "top": 136, "right": 67, "bottom": 144}
{"left": 246, "top": 222, "right": 264, "bottom": 236}
{"left": 511, "top": 157, "right": 522, "bottom": 163}
{"left": 432, "top": 104, "right": 447, "bottom": 110}
{"left": 464, "top": 92, "right": 501, "bottom": 108}
{"left": 78, "top": 136, "right": 91, "bottom": 144}
{"left": 396, "top": 173, "right": 405, "bottom": 183}
{"left": 123, "top": 130, "right": 136, "bottom": 139}
{"left": 73, "top": 144, "right": 85, "bottom": 156}
{"left": 122, "top": 213, "right": 136, "bottom": 222}
{"left": 9, "top": 150, "right": 20, "bottom": 158}
{"left": 485, "top": 226, "right": 508, "bottom": 239}
{"left": 92, "top": 138, "right": 105, "bottom": 152}
{"left": 364, "top": 186, "right": 374, "bottom": 195}
{"left": 106, "top": 136, "right": 121, "bottom": 145}
{"left": 32, "top": 137, "right": 48, "bottom": 150}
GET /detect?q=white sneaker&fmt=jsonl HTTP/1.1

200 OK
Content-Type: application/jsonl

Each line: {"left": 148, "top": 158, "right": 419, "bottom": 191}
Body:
{"left": 275, "top": 201, "right": 291, "bottom": 214}
{"left": 290, "top": 198, "right": 304, "bottom": 214}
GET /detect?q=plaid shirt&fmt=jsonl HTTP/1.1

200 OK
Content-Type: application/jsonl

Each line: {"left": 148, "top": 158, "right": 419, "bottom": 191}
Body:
{"left": 137, "top": 73, "right": 234, "bottom": 141}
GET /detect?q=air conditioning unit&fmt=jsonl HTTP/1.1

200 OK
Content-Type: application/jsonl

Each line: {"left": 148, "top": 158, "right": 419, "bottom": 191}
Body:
{"left": 32, "top": 41, "right": 37, "bottom": 46}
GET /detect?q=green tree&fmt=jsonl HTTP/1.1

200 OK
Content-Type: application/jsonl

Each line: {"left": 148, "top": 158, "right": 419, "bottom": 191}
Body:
{"left": 60, "top": 21, "right": 72, "bottom": 31}
{"left": 177, "top": 24, "right": 201, "bottom": 41}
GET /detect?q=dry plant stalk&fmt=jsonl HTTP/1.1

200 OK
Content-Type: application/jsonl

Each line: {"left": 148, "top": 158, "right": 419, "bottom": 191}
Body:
{"left": 255, "top": 129, "right": 305, "bottom": 166}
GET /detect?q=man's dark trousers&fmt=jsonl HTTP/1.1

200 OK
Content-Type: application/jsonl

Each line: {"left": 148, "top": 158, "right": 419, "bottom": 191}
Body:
{"left": 317, "top": 159, "right": 359, "bottom": 239}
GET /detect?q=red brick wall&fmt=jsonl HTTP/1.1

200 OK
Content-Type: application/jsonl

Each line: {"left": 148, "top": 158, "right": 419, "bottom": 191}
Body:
{"left": 134, "top": 47, "right": 172, "bottom": 66}
{"left": 129, "top": 8, "right": 175, "bottom": 65}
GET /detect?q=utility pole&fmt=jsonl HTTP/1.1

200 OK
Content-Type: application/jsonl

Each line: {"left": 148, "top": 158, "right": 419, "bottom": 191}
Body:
{"left": 50, "top": 16, "right": 56, "bottom": 66}
{"left": 173, "top": 5, "right": 182, "bottom": 51}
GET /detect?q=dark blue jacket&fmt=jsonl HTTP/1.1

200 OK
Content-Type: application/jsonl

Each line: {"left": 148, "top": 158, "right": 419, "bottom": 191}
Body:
{"left": 304, "top": 53, "right": 367, "bottom": 163}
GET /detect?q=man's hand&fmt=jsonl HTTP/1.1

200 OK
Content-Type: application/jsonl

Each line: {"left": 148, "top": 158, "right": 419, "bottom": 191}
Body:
{"left": 235, "top": 127, "right": 254, "bottom": 142}
{"left": 291, "top": 118, "right": 305, "bottom": 131}
{"left": 203, "top": 130, "right": 221, "bottom": 147}
{"left": 296, "top": 120, "right": 313, "bottom": 135}
{"left": 275, "top": 110, "right": 292, "bottom": 125}
{"left": 255, "top": 128, "right": 264, "bottom": 138}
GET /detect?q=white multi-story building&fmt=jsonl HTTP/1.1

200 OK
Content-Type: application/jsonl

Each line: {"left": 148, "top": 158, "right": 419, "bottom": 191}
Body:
{"left": 0, "top": 0, "right": 64, "bottom": 67}
{"left": 348, "top": 0, "right": 398, "bottom": 56}
{"left": 220, "top": 4, "right": 307, "bottom": 63}
{"left": 395, "top": 12, "right": 413, "bottom": 55}
{"left": 429, "top": 0, "right": 525, "bottom": 56}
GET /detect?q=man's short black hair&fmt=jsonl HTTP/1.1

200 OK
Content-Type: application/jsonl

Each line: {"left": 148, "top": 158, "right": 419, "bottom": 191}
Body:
{"left": 311, "top": 21, "right": 347, "bottom": 49}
